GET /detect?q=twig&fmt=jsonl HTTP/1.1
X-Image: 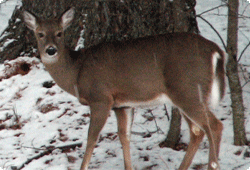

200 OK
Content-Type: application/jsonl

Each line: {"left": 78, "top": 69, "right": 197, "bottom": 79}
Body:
{"left": 196, "top": 15, "right": 227, "bottom": 51}
{"left": 232, "top": 161, "right": 250, "bottom": 170}
{"left": 9, "top": 105, "right": 22, "bottom": 130}
{"left": 21, "top": 145, "right": 48, "bottom": 151}
{"left": 131, "top": 129, "right": 159, "bottom": 137}
{"left": 148, "top": 109, "right": 160, "bottom": 131}
{"left": 241, "top": 80, "right": 250, "bottom": 89}
{"left": 2, "top": 160, "right": 11, "bottom": 170}
{"left": 159, "top": 155, "right": 169, "bottom": 170}
{"left": 237, "top": 64, "right": 250, "bottom": 88}
{"left": 163, "top": 104, "right": 170, "bottom": 121}
{"left": 17, "top": 142, "right": 82, "bottom": 170}
{"left": 17, "top": 148, "right": 53, "bottom": 170}
{"left": 241, "top": 3, "right": 250, "bottom": 16}
{"left": 238, "top": 41, "right": 250, "bottom": 62}
{"left": 12, "top": 106, "right": 19, "bottom": 124}
{"left": 198, "top": 3, "right": 250, "bottom": 63}
{"left": 197, "top": 4, "right": 227, "bottom": 16}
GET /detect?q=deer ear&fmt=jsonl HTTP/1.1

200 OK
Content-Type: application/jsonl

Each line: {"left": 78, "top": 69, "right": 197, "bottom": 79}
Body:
{"left": 61, "top": 8, "right": 75, "bottom": 30}
{"left": 23, "top": 11, "right": 38, "bottom": 31}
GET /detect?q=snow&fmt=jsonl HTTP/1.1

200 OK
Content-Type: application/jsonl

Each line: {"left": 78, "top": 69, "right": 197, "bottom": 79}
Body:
{"left": 0, "top": 0, "right": 21, "bottom": 36}
{"left": 0, "top": 0, "right": 250, "bottom": 170}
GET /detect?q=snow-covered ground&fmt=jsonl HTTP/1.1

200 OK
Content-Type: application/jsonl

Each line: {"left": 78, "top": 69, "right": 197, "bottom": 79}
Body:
{"left": 0, "top": 0, "right": 250, "bottom": 170}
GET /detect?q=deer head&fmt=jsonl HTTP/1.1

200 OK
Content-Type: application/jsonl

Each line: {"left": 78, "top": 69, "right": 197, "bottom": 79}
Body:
{"left": 23, "top": 8, "right": 75, "bottom": 64}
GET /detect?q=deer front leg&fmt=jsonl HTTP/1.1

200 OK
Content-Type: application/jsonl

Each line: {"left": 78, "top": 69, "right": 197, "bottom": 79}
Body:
{"left": 114, "top": 107, "right": 134, "bottom": 170}
{"left": 80, "top": 102, "right": 111, "bottom": 170}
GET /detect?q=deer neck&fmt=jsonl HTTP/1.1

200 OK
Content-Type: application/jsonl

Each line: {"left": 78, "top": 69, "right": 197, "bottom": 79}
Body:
{"left": 42, "top": 48, "right": 80, "bottom": 95}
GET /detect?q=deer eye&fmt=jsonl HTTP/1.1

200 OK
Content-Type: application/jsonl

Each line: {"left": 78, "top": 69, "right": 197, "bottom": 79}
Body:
{"left": 56, "top": 32, "right": 62, "bottom": 38}
{"left": 38, "top": 32, "right": 44, "bottom": 38}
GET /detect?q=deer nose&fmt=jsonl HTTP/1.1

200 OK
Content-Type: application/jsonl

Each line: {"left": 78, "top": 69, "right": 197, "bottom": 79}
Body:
{"left": 46, "top": 46, "right": 57, "bottom": 56}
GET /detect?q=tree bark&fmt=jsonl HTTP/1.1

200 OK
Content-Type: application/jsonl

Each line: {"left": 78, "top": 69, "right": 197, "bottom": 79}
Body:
{"left": 83, "top": 0, "right": 173, "bottom": 48}
{"left": 160, "top": 107, "right": 182, "bottom": 149}
{"left": 226, "top": 0, "right": 247, "bottom": 146}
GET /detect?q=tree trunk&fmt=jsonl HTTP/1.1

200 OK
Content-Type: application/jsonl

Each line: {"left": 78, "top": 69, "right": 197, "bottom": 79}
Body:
{"left": 226, "top": 0, "right": 247, "bottom": 146}
{"left": 83, "top": 0, "right": 174, "bottom": 48}
{"left": 160, "top": 107, "right": 182, "bottom": 149}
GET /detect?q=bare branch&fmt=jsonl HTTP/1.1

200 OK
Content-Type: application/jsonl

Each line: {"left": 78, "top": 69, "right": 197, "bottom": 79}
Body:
{"left": 147, "top": 109, "right": 162, "bottom": 134}
{"left": 240, "top": 3, "right": 250, "bottom": 16}
{"left": 197, "top": 4, "right": 227, "bottom": 16}
{"left": 238, "top": 41, "right": 250, "bottom": 62}
{"left": 17, "top": 143, "right": 82, "bottom": 170}
{"left": 196, "top": 15, "right": 227, "bottom": 51}
{"left": 163, "top": 104, "right": 170, "bottom": 121}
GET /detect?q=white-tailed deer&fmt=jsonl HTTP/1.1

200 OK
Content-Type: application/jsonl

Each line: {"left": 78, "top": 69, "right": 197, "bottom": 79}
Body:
{"left": 23, "top": 8, "right": 227, "bottom": 170}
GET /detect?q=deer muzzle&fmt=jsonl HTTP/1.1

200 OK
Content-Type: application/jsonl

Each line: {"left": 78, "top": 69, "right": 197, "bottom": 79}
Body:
{"left": 46, "top": 46, "right": 58, "bottom": 56}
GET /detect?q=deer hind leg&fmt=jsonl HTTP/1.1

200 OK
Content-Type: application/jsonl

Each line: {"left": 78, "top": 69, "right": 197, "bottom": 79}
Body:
{"left": 178, "top": 114, "right": 205, "bottom": 170}
{"left": 181, "top": 106, "right": 223, "bottom": 170}
{"left": 114, "top": 107, "right": 134, "bottom": 170}
{"left": 205, "top": 110, "right": 223, "bottom": 170}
